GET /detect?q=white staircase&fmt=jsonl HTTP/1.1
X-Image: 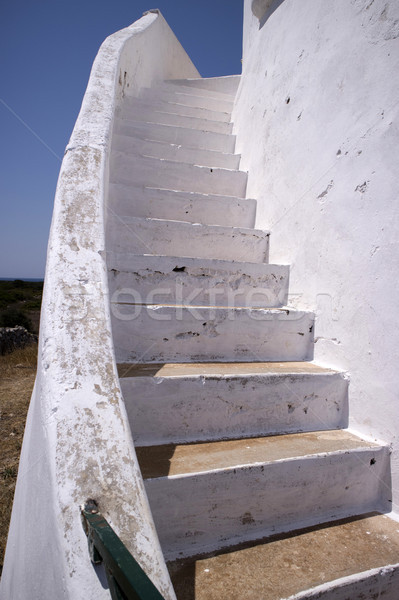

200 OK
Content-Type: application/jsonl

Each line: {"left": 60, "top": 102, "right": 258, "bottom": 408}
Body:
{"left": 106, "top": 77, "right": 398, "bottom": 599}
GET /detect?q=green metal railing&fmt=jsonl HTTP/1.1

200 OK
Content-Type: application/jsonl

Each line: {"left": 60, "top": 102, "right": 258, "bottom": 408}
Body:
{"left": 81, "top": 499, "right": 166, "bottom": 600}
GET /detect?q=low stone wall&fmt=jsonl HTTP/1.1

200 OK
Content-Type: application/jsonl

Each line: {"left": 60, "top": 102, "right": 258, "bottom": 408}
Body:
{"left": 0, "top": 326, "right": 37, "bottom": 355}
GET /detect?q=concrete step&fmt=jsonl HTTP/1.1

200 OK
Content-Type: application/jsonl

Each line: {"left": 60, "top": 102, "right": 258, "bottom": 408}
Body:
{"left": 110, "top": 305, "right": 314, "bottom": 363}
{"left": 136, "top": 431, "right": 391, "bottom": 559}
{"left": 120, "top": 97, "right": 232, "bottom": 123}
{"left": 112, "top": 133, "right": 240, "bottom": 170}
{"left": 110, "top": 152, "right": 247, "bottom": 198}
{"left": 168, "top": 513, "right": 399, "bottom": 600}
{"left": 117, "top": 361, "right": 348, "bottom": 446}
{"left": 140, "top": 88, "right": 234, "bottom": 113}
{"left": 107, "top": 253, "right": 288, "bottom": 308}
{"left": 117, "top": 108, "right": 233, "bottom": 135}
{"left": 108, "top": 184, "right": 256, "bottom": 227}
{"left": 157, "top": 81, "right": 235, "bottom": 101}
{"left": 166, "top": 75, "right": 240, "bottom": 96}
{"left": 106, "top": 217, "right": 269, "bottom": 263}
{"left": 113, "top": 118, "right": 236, "bottom": 154}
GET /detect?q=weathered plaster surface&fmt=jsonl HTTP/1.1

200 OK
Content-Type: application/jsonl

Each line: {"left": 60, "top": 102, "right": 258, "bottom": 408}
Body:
{"left": 233, "top": 0, "right": 399, "bottom": 513}
{"left": 107, "top": 252, "right": 289, "bottom": 307}
{"left": 111, "top": 304, "right": 314, "bottom": 364}
{"left": 1, "top": 11, "right": 198, "bottom": 600}
{"left": 286, "top": 563, "right": 399, "bottom": 600}
{"left": 113, "top": 132, "right": 239, "bottom": 168}
{"left": 109, "top": 181, "right": 256, "bottom": 227}
{"left": 143, "top": 435, "right": 391, "bottom": 559}
{"left": 110, "top": 152, "right": 247, "bottom": 196}
{"left": 120, "top": 369, "right": 348, "bottom": 446}
{"left": 167, "top": 75, "right": 240, "bottom": 95}
{"left": 251, "top": 0, "right": 275, "bottom": 20}
{"left": 107, "top": 216, "right": 269, "bottom": 262}
{"left": 117, "top": 106, "right": 233, "bottom": 134}
{"left": 113, "top": 118, "right": 236, "bottom": 152}
{"left": 140, "top": 86, "right": 234, "bottom": 113}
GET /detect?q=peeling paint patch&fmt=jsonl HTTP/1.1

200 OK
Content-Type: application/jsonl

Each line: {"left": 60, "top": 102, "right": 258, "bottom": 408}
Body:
{"left": 355, "top": 181, "right": 368, "bottom": 193}
{"left": 317, "top": 180, "right": 334, "bottom": 201}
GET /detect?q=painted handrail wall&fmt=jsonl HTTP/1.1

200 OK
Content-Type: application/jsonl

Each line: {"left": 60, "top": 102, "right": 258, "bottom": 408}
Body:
{"left": 1, "top": 11, "right": 199, "bottom": 600}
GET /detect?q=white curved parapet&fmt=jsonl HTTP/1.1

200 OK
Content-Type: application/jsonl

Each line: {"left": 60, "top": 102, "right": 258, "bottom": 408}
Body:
{"left": 0, "top": 11, "right": 199, "bottom": 600}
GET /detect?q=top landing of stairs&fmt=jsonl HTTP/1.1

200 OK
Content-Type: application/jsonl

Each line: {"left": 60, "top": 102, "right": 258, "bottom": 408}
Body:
{"left": 165, "top": 75, "right": 240, "bottom": 97}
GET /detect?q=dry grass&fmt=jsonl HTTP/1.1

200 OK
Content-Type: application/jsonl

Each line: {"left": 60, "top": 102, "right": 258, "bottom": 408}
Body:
{"left": 0, "top": 343, "right": 37, "bottom": 575}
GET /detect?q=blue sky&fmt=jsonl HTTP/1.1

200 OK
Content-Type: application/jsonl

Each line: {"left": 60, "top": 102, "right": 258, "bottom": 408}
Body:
{"left": 0, "top": 0, "right": 243, "bottom": 279}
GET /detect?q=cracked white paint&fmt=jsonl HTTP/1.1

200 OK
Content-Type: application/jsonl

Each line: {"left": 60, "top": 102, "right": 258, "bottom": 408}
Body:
{"left": 120, "top": 95, "right": 233, "bottom": 123}
{"left": 113, "top": 131, "right": 240, "bottom": 169}
{"left": 233, "top": 0, "right": 399, "bottom": 515}
{"left": 1, "top": 10, "right": 200, "bottom": 600}
{"left": 141, "top": 85, "right": 235, "bottom": 113}
{"left": 107, "top": 215, "right": 269, "bottom": 262}
{"left": 146, "top": 444, "right": 391, "bottom": 560}
{"left": 285, "top": 563, "right": 399, "bottom": 600}
{"left": 116, "top": 105, "right": 233, "bottom": 135}
{"left": 121, "top": 370, "right": 348, "bottom": 446}
{"left": 110, "top": 151, "right": 247, "bottom": 197}
{"left": 109, "top": 181, "right": 256, "bottom": 227}
{"left": 107, "top": 252, "right": 289, "bottom": 307}
{"left": 111, "top": 117, "right": 236, "bottom": 153}
{"left": 111, "top": 305, "right": 314, "bottom": 363}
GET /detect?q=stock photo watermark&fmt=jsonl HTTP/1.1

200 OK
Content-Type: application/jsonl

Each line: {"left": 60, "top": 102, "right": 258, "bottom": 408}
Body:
{"left": 62, "top": 280, "right": 341, "bottom": 325}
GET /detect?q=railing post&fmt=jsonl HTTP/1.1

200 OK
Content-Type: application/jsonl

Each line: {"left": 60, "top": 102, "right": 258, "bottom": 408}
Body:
{"left": 81, "top": 500, "right": 166, "bottom": 600}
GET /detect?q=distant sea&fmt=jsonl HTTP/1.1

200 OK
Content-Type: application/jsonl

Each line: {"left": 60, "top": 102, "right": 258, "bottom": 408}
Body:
{"left": 0, "top": 277, "right": 44, "bottom": 282}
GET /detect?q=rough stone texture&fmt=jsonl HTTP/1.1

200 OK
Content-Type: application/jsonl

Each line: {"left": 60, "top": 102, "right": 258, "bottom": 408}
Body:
{"left": 138, "top": 431, "right": 391, "bottom": 559}
{"left": 106, "top": 216, "right": 268, "bottom": 263}
{"left": 118, "top": 362, "right": 348, "bottom": 446}
{"left": 0, "top": 326, "right": 37, "bottom": 355}
{"left": 108, "top": 183, "right": 255, "bottom": 227}
{"left": 110, "top": 152, "right": 246, "bottom": 196}
{"left": 107, "top": 253, "right": 288, "bottom": 308}
{"left": 111, "top": 305, "right": 314, "bottom": 363}
{"left": 168, "top": 514, "right": 399, "bottom": 600}
{"left": 140, "top": 86, "right": 234, "bottom": 113}
{"left": 4, "top": 4, "right": 398, "bottom": 598}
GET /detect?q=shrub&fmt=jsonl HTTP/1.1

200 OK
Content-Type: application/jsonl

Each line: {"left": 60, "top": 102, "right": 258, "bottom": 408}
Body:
{"left": 0, "top": 308, "right": 33, "bottom": 332}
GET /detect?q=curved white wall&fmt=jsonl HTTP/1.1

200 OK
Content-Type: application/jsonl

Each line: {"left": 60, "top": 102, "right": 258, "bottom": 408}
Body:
{"left": 1, "top": 11, "right": 199, "bottom": 600}
{"left": 234, "top": 0, "right": 399, "bottom": 513}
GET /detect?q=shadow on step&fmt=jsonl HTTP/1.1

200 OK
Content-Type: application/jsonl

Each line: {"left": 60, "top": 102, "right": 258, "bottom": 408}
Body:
{"left": 136, "top": 444, "right": 177, "bottom": 478}
{"left": 167, "top": 512, "right": 399, "bottom": 600}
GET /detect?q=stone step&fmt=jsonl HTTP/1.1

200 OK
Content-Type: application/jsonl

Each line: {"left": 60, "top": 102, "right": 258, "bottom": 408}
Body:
{"left": 140, "top": 87, "right": 234, "bottom": 113}
{"left": 107, "top": 253, "right": 288, "bottom": 308}
{"left": 110, "top": 304, "right": 314, "bottom": 363}
{"left": 120, "top": 97, "right": 232, "bottom": 122}
{"left": 117, "top": 108, "right": 233, "bottom": 135}
{"left": 168, "top": 514, "right": 399, "bottom": 600}
{"left": 106, "top": 217, "right": 269, "bottom": 263}
{"left": 157, "top": 81, "right": 235, "bottom": 101}
{"left": 110, "top": 152, "right": 247, "bottom": 198}
{"left": 117, "top": 361, "right": 347, "bottom": 446}
{"left": 113, "top": 119, "right": 236, "bottom": 155}
{"left": 166, "top": 75, "right": 240, "bottom": 96}
{"left": 108, "top": 184, "right": 256, "bottom": 227}
{"left": 136, "top": 431, "right": 391, "bottom": 559}
{"left": 112, "top": 133, "right": 240, "bottom": 170}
